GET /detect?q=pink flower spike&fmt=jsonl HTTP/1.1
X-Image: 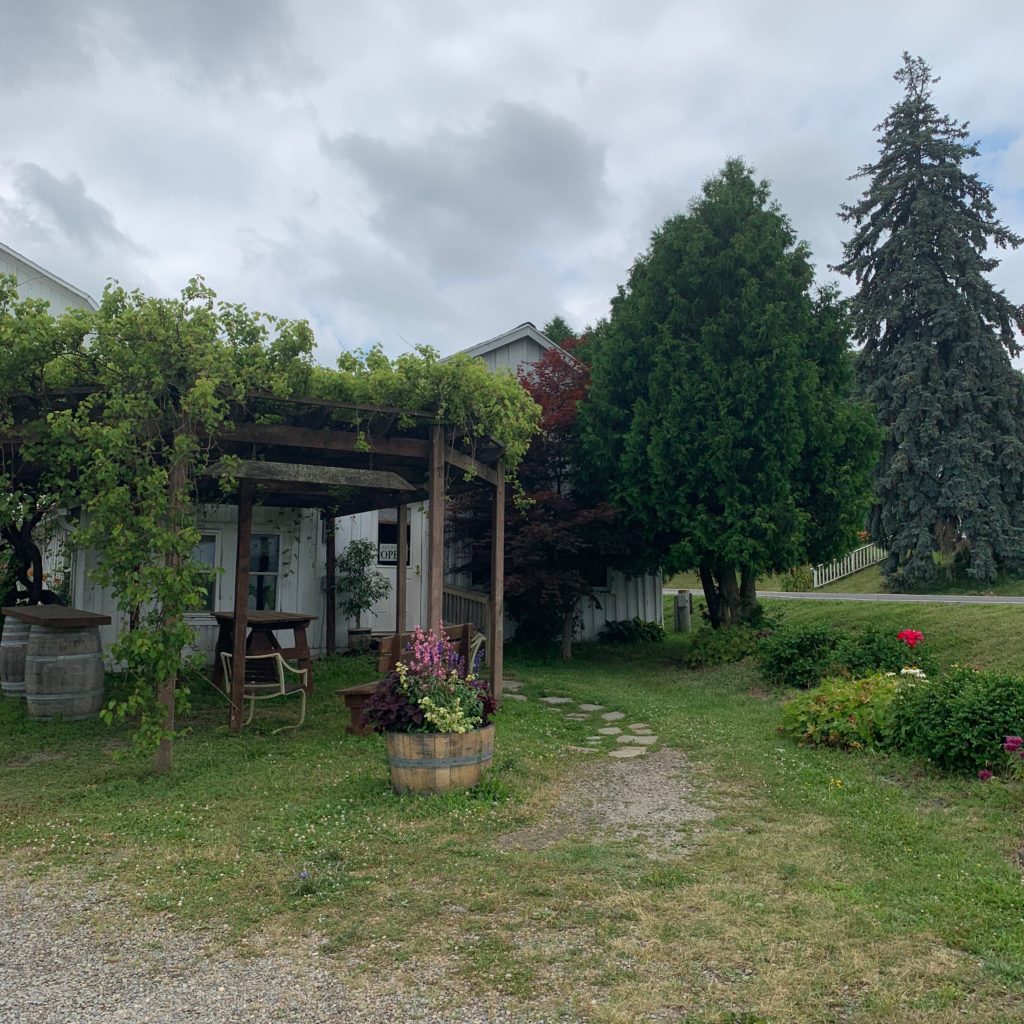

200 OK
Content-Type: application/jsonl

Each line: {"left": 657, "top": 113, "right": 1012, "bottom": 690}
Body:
{"left": 977, "top": 769, "right": 993, "bottom": 781}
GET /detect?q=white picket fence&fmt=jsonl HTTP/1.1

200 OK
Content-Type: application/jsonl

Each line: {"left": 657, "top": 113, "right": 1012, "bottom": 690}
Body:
{"left": 812, "top": 543, "right": 886, "bottom": 589}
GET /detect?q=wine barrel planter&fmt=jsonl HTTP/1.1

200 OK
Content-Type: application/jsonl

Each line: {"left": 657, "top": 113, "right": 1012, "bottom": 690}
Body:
{"left": 386, "top": 724, "right": 495, "bottom": 795}
{"left": 0, "top": 618, "right": 30, "bottom": 700}
{"left": 24, "top": 624, "right": 105, "bottom": 721}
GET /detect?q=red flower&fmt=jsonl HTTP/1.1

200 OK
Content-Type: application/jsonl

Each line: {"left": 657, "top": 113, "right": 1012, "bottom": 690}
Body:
{"left": 978, "top": 769, "right": 993, "bottom": 781}
{"left": 1004, "top": 736, "right": 1023, "bottom": 753}
{"left": 897, "top": 629, "right": 924, "bottom": 649}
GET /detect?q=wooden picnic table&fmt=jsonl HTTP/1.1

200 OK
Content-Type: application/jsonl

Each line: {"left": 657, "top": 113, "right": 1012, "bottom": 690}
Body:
{"left": 212, "top": 611, "right": 316, "bottom": 693}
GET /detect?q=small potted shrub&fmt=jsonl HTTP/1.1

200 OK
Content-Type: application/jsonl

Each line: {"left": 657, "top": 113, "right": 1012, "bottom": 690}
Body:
{"left": 335, "top": 538, "right": 391, "bottom": 652}
{"left": 363, "top": 627, "right": 497, "bottom": 794}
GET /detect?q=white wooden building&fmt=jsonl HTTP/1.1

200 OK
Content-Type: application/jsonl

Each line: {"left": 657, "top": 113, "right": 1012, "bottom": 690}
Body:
{"left": 1, "top": 241, "right": 98, "bottom": 315}
{"left": 38, "top": 308, "right": 661, "bottom": 659}
{"left": 331, "top": 322, "right": 664, "bottom": 646}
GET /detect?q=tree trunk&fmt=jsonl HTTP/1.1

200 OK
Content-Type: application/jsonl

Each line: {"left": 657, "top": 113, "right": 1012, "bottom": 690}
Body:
{"left": 560, "top": 604, "right": 575, "bottom": 662}
{"left": 698, "top": 560, "right": 723, "bottom": 629}
{"left": 739, "top": 568, "right": 759, "bottom": 623}
{"left": 154, "top": 450, "right": 187, "bottom": 775}
{"left": 716, "top": 566, "right": 741, "bottom": 627}
{"left": 3, "top": 514, "right": 44, "bottom": 603}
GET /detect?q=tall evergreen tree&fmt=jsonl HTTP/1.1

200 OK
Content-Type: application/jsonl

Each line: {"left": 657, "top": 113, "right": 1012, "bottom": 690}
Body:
{"left": 835, "top": 53, "right": 1024, "bottom": 587}
{"left": 580, "top": 160, "right": 878, "bottom": 626}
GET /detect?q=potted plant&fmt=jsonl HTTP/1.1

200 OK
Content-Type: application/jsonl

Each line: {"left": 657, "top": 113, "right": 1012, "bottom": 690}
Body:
{"left": 335, "top": 538, "right": 391, "bottom": 651}
{"left": 363, "top": 626, "right": 497, "bottom": 794}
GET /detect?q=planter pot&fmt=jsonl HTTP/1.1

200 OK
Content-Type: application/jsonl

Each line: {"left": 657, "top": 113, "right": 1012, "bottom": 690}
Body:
{"left": 348, "top": 627, "right": 373, "bottom": 653}
{"left": 386, "top": 724, "right": 495, "bottom": 795}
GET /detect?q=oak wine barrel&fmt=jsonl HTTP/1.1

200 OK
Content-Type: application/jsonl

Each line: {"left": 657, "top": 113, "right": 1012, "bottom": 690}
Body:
{"left": 24, "top": 624, "right": 105, "bottom": 720}
{"left": 0, "top": 618, "right": 30, "bottom": 700}
{"left": 385, "top": 724, "right": 494, "bottom": 794}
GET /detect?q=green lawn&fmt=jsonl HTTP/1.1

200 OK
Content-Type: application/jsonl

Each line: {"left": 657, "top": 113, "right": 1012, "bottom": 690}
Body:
{"left": 2, "top": 608, "right": 1024, "bottom": 1022}
{"left": 667, "top": 565, "right": 1024, "bottom": 597}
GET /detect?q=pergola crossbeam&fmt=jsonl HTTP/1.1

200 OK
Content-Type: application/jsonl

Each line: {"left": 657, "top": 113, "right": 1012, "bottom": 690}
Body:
{"left": 207, "top": 460, "right": 416, "bottom": 492}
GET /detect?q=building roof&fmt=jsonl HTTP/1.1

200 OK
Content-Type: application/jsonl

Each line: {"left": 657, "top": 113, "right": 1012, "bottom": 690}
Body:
{"left": 0, "top": 241, "right": 99, "bottom": 311}
{"left": 454, "top": 321, "right": 579, "bottom": 364}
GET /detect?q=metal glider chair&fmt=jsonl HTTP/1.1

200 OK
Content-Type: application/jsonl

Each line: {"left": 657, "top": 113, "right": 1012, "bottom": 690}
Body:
{"left": 219, "top": 651, "right": 308, "bottom": 733}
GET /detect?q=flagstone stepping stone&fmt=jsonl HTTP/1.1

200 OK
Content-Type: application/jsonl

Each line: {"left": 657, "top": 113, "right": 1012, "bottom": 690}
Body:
{"left": 565, "top": 713, "right": 590, "bottom": 720}
{"left": 540, "top": 696, "right": 574, "bottom": 705}
{"left": 616, "top": 734, "right": 658, "bottom": 746}
{"left": 568, "top": 745, "right": 599, "bottom": 754}
{"left": 586, "top": 736, "right": 605, "bottom": 742}
{"left": 503, "top": 679, "right": 524, "bottom": 691}
{"left": 503, "top": 694, "right": 528, "bottom": 701}
{"left": 577, "top": 703, "right": 604, "bottom": 712}
{"left": 609, "top": 746, "right": 647, "bottom": 758}
{"left": 597, "top": 726, "right": 622, "bottom": 735}
{"left": 601, "top": 711, "right": 625, "bottom": 721}
{"left": 627, "top": 723, "right": 651, "bottom": 731}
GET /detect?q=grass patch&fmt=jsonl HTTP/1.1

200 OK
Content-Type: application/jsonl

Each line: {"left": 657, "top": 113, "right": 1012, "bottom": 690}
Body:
{"left": 2, "top": 616, "right": 1024, "bottom": 1021}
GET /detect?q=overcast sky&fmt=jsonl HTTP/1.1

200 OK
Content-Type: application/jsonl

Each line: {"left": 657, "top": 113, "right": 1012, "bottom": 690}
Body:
{"left": 3, "top": 1, "right": 1023, "bottom": 364}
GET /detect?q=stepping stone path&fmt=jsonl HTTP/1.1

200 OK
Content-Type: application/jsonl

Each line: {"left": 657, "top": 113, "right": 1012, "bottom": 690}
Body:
{"left": 609, "top": 746, "right": 647, "bottom": 759}
{"left": 501, "top": 686, "right": 660, "bottom": 758}
{"left": 503, "top": 679, "right": 524, "bottom": 692}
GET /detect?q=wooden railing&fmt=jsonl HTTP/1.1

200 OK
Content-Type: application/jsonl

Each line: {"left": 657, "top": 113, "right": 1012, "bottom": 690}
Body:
{"left": 812, "top": 543, "right": 886, "bottom": 588}
{"left": 442, "top": 585, "right": 490, "bottom": 634}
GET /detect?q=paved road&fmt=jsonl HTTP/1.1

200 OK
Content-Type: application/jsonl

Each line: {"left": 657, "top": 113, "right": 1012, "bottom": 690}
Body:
{"left": 665, "top": 588, "right": 1024, "bottom": 606}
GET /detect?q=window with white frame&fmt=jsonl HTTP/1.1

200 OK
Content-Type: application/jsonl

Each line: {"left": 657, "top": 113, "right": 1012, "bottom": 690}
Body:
{"left": 190, "top": 533, "right": 219, "bottom": 613}
{"left": 249, "top": 534, "right": 280, "bottom": 611}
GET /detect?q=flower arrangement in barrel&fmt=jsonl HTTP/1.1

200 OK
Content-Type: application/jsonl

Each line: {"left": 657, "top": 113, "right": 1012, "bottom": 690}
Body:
{"left": 363, "top": 626, "right": 496, "bottom": 734}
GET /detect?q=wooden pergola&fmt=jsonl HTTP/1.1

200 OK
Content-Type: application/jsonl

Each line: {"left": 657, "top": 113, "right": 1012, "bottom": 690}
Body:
{"left": 2, "top": 392, "right": 507, "bottom": 734}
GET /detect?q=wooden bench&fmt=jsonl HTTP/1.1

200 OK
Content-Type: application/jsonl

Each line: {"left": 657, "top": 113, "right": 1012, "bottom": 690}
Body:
{"left": 337, "top": 624, "right": 478, "bottom": 736}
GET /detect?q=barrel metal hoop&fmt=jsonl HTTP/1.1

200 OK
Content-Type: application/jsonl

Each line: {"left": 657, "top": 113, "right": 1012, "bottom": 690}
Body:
{"left": 389, "top": 751, "right": 493, "bottom": 769}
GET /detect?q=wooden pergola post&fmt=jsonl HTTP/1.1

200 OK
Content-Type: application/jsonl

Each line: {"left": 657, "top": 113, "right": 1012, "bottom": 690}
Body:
{"left": 427, "top": 426, "right": 444, "bottom": 631}
{"left": 229, "top": 480, "right": 254, "bottom": 733}
{"left": 395, "top": 502, "right": 408, "bottom": 635}
{"left": 489, "top": 459, "right": 505, "bottom": 701}
{"left": 324, "top": 512, "right": 336, "bottom": 656}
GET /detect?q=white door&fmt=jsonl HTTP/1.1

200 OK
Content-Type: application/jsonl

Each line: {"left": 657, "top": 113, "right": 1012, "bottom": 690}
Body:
{"left": 369, "top": 506, "right": 424, "bottom": 633}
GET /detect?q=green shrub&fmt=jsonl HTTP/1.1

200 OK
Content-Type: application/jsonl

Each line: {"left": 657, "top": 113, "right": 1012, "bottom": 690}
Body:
{"left": 676, "top": 625, "right": 761, "bottom": 669}
{"left": 757, "top": 623, "right": 936, "bottom": 689}
{"left": 598, "top": 617, "right": 666, "bottom": 644}
{"left": 756, "top": 624, "right": 841, "bottom": 688}
{"left": 781, "top": 565, "right": 814, "bottom": 591}
{"left": 837, "top": 627, "right": 938, "bottom": 678}
{"left": 781, "top": 673, "right": 903, "bottom": 750}
{"left": 889, "top": 667, "right": 1024, "bottom": 774}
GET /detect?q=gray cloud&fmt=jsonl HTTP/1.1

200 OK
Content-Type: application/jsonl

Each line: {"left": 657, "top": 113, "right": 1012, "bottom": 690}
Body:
{"left": 2, "top": 0, "right": 1024, "bottom": 359}
{"left": 324, "top": 102, "right": 610, "bottom": 279}
{"left": 0, "top": 0, "right": 314, "bottom": 91}
{"left": 0, "top": 164, "right": 141, "bottom": 257}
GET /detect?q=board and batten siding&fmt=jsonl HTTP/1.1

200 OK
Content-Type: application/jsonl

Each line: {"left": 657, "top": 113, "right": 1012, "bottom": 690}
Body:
{"left": 67, "top": 505, "right": 327, "bottom": 665}
{"left": 1, "top": 243, "right": 98, "bottom": 316}
{"left": 475, "top": 336, "right": 548, "bottom": 374}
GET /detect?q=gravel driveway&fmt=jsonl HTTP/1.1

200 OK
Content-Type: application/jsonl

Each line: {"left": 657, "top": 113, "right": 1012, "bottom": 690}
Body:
{"left": 0, "top": 873, "right": 577, "bottom": 1024}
